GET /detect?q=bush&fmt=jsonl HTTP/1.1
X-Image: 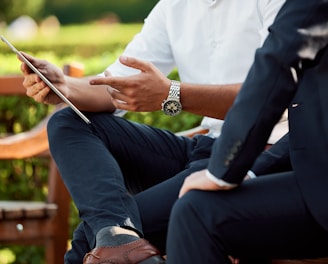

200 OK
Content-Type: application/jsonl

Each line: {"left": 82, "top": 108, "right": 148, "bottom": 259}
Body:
{"left": 44, "top": 0, "right": 159, "bottom": 24}
{"left": 1, "top": 0, "right": 158, "bottom": 25}
{"left": 0, "top": 0, "right": 45, "bottom": 23}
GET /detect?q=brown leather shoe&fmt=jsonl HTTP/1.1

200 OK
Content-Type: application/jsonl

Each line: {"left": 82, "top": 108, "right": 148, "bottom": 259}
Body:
{"left": 83, "top": 238, "right": 166, "bottom": 264}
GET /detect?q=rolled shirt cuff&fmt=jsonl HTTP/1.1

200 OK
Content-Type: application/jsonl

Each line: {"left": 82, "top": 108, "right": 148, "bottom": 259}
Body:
{"left": 206, "top": 170, "right": 238, "bottom": 188}
{"left": 247, "top": 170, "right": 257, "bottom": 179}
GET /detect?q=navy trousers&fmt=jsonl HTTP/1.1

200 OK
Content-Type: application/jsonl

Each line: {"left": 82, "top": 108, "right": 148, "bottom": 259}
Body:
{"left": 47, "top": 107, "right": 214, "bottom": 263}
{"left": 166, "top": 172, "right": 328, "bottom": 263}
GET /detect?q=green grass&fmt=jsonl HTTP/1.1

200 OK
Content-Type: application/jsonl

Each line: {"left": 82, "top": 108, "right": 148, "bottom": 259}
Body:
{"left": 27, "top": 23, "right": 142, "bottom": 45}
{"left": 0, "top": 23, "right": 142, "bottom": 75}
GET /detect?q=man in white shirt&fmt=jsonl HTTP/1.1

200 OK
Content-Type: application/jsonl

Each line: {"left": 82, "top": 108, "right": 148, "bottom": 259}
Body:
{"left": 21, "top": 0, "right": 285, "bottom": 263}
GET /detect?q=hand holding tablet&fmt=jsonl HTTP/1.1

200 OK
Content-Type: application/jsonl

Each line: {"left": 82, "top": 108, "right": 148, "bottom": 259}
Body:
{"left": 0, "top": 35, "right": 91, "bottom": 124}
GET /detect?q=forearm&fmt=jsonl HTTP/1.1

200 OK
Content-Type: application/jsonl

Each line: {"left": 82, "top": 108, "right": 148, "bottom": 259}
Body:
{"left": 180, "top": 82, "right": 241, "bottom": 119}
{"left": 65, "top": 76, "right": 116, "bottom": 112}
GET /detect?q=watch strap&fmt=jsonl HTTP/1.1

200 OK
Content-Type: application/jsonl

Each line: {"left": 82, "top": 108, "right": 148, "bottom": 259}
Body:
{"left": 167, "top": 80, "right": 180, "bottom": 100}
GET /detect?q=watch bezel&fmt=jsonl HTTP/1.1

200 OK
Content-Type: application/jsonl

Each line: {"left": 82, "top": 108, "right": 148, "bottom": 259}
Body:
{"left": 162, "top": 99, "right": 182, "bottom": 116}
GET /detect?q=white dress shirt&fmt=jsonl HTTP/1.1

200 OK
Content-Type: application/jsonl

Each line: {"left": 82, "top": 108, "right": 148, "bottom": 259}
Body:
{"left": 104, "top": 0, "right": 287, "bottom": 142}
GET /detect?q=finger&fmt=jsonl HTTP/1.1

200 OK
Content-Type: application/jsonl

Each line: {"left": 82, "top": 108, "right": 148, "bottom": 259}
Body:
{"left": 178, "top": 177, "right": 193, "bottom": 198}
{"left": 89, "top": 77, "right": 110, "bottom": 85}
{"left": 25, "top": 81, "right": 48, "bottom": 97}
{"left": 89, "top": 70, "right": 114, "bottom": 85}
{"left": 110, "top": 88, "right": 124, "bottom": 100}
{"left": 244, "top": 175, "right": 251, "bottom": 181}
{"left": 28, "top": 86, "right": 51, "bottom": 103}
{"left": 112, "top": 99, "right": 129, "bottom": 111}
{"left": 23, "top": 73, "right": 43, "bottom": 90}
{"left": 21, "top": 63, "right": 42, "bottom": 82}
{"left": 179, "top": 182, "right": 194, "bottom": 198}
{"left": 36, "top": 88, "right": 51, "bottom": 103}
{"left": 119, "top": 56, "right": 152, "bottom": 73}
{"left": 229, "top": 256, "right": 240, "bottom": 264}
{"left": 90, "top": 76, "right": 128, "bottom": 87}
{"left": 178, "top": 187, "right": 187, "bottom": 198}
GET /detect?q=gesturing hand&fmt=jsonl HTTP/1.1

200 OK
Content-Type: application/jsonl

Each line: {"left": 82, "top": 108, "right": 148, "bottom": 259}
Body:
{"left": 89, "top": 56, "right": 171, "bottom": 112}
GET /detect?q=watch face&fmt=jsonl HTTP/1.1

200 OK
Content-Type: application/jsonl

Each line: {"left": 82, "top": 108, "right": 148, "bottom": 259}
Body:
{"left": 162, "top": 99, "right": 182, "bottom": 116}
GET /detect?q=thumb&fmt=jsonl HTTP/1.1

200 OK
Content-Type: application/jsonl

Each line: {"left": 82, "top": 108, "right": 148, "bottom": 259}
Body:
{"left": 119, "top": 55, "right": 151, "bottom": 73}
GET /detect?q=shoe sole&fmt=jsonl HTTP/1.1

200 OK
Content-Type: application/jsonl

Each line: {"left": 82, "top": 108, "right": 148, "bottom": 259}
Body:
{"left": 139, "top": 255, "right": 166, "bottom": 264}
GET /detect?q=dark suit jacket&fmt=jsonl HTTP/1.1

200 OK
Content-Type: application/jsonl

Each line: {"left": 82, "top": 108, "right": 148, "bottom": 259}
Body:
{"left": 207, "top": 0, "right": 328, "bottom": 231}
{"left": 250, "top": 133, "right": 291, "bottom": 175}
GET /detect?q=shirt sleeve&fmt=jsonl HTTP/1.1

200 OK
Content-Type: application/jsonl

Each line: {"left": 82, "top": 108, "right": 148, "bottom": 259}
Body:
{"left": 97, "top": 0, "right": 176, "bottom": 116}
{"left": 258, "top": 0, "right": 286, "bottom": 45}
{"left": 247, "top": 170, "right": 257, "bottom": 179}
{"left": 206, "top": 170, "right": 238, "bottom": 187}
{"left": 104, "top": 0, "right": 176, "bottom": 78}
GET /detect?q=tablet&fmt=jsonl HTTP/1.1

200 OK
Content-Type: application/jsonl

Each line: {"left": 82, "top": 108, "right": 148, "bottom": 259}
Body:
{"left": 0, "top": 35, "right": 91, "bottom": 124}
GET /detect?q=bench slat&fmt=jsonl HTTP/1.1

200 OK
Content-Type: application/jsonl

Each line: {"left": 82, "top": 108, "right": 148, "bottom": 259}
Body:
{"left": 0, "top": 201, "right": 57, "bottom": 219}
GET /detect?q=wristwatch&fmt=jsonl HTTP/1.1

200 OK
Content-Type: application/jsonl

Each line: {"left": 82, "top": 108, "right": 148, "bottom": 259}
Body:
{"left": 161, "top": 80, "right": 182, "bottom": 116}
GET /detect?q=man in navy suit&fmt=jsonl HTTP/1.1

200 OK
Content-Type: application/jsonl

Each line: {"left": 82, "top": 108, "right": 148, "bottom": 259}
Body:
{"left": 166, "top": 0, "right": 328, "bottom": 263}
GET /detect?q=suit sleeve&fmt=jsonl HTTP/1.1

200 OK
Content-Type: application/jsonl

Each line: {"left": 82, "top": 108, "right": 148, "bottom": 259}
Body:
{"left": 208, "top": 0, "right": 328, "bottom": 184}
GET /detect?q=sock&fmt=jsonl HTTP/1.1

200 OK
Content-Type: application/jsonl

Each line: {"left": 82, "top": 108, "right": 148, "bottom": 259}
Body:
{"left": 95, "top": 226, "right": 140, "bottom": 247}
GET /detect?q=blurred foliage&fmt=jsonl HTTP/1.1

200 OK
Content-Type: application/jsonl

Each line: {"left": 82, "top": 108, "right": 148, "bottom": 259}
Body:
{"left": 0, "top": 0, "right": 45, "bottom": 23}
{"left": 0, "top": 246, "right": 44, "bottom": 264}
{"left": 0, "top": 23, "right": 202, "bottom": 263}
{"left": 0, "top": 24, "right": 142, "bottom": 75}
{"left": 0, "top": 97, "right": 52, "bottom": 134}
{"left": 0, "top": 24, "right": 144, "bottom": 62}
{"left": 0, "top": 0, "right": 158, "bottom": 25}
{"left": 43, "top": 0, "right": 159, "bottom": 24}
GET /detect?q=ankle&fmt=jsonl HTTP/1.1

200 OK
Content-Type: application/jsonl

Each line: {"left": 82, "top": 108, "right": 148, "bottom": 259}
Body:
{"left": 96, "top": 226, "right": 139, "bottom": 247}
{"left": 109, "top": 226, "right": 139, "bottom": 237}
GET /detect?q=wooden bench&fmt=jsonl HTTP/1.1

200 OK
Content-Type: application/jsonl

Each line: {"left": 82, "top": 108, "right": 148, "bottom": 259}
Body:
{"left": 0, "top": 63, "right": 83, "bottom": 264}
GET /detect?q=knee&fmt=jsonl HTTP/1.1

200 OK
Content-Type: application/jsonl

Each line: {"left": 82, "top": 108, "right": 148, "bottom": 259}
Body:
{"left": 47, "top": 108, "right": 81, "bottom": 140}
{"left": 170, "top": 190, "right": 230, "bottom": 229}
{"left": 47, "top": 108, "right": 88, "bottom": 154}
{"left": 170, "top": 191, "right": 200, "bottom": 226}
